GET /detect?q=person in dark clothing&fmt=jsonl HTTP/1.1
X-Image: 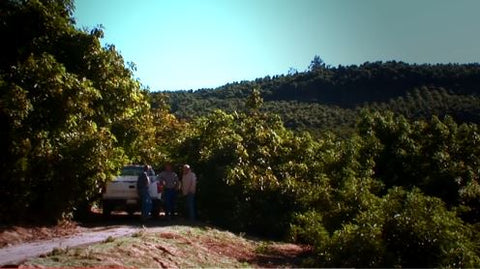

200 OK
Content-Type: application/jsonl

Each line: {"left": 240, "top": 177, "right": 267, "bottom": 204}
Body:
{"left": 159, "top": 163, "right": 179, "bottom": 220}
{"left": 137, "top": 165, "right": 152, "bottom": 221}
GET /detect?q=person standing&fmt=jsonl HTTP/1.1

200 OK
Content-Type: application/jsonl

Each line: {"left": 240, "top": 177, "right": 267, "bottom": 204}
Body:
{"left": 159, "top": 163, "right": 179, "bottom": 220}
{"left": 181, "top": 164, "right": 197, "bottom": 221}
{"left": 137, "top": 165, "right": 152, "bottom": 221}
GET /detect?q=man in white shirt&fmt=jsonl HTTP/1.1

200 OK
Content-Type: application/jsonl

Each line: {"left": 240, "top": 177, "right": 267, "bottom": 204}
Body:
{"left": 181, "top": 164, "right": 197, "bottom": 221}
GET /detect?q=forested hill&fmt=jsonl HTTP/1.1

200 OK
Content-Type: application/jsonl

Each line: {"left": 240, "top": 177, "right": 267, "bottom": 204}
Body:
{"left": 159, "top": 61, "right": 480, "bottom": 134}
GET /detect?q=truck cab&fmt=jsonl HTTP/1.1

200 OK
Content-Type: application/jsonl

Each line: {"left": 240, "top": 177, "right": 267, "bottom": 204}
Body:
{"left": 102, "top": 165, "right": 163, "bottom": 217}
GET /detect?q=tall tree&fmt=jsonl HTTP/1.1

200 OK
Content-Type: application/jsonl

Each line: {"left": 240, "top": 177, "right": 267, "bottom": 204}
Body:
{"left": 0, "top": 0, "right": 153, "bottom": 222}
{"left": 308, "top": 55, "right": 326, "bottom": 71}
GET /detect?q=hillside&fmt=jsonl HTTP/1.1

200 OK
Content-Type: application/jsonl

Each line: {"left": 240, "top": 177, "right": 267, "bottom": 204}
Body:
{"left": 160, "top": 61, "right": 480, "bottom": 134}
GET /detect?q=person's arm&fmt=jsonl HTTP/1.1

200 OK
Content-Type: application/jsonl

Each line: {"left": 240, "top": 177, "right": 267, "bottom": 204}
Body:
{"left": 188, "top": 174, "right": 196, "bottom": 194}
{"left": 183, "top": 175, "right": 192, "bottom": 194}
{"left": 191, "top": 173, "right": 197, "bottom": 194}
{"left": 173, "top": 173, "right": 180, "bottom": 189}
{"left": 158, "top": 172, "right": 165, "bottom": 185}
{"left": 146, "top": 172, "right": 151, "bottom": 185}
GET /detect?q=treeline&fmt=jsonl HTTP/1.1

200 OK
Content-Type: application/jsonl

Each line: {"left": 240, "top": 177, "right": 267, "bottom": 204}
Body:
{"left": 1, "top": 0, "right": 480, "bottom": 267}
{"left": 162, "top": 60, "right": 480, "bottom": 135}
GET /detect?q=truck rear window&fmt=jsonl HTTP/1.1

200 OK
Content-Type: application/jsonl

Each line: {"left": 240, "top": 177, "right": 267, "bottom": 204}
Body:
{"left": 120, "top": 166, "right": 143, "bottom": 176}
{"left": 120, "top": 166, "right": 156, "bottom": 176}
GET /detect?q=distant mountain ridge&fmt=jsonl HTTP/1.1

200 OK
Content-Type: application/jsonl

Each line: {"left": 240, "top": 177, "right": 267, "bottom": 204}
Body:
{"left": 155, "top": 61, "right": 480, "bottom": 134}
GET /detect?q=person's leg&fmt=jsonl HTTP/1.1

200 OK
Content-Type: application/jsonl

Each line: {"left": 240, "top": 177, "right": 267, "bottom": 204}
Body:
{"left": 184, "top": 194, "right": 189, "bottom": 219}
{"left": 140, "top": 191, "right": 148, "bottom": 219}
{"left": 141, "top": 189, "right": 152, "bottom": 220}
{"left": 146, "top": 193, "right": 152, "bottom": 217}
{"left": 164, "top": 189, "right": 171, "bottom": 216}
{"left": 186, "top": 194, "right": 195, "bottom": 221}
{"left": 166, "top": 189, "right": 176, "bottom": 218}
{"left": 171, "top": 191, "right": 177, "bottom": 217}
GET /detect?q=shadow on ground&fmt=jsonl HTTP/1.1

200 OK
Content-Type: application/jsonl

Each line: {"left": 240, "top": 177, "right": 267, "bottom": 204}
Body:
{"left": 79, "top": 210, "right": 203, "bottom": 229}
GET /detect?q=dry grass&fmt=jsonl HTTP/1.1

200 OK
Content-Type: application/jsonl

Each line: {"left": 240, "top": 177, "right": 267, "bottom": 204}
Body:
{"left": 22, "top": 225, "right": 310, "bottom": 268}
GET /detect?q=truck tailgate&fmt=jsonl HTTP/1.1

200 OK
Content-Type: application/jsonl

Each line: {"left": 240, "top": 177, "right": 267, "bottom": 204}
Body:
{"left": 103, "top": 177, "right": 138, "bottom": 199}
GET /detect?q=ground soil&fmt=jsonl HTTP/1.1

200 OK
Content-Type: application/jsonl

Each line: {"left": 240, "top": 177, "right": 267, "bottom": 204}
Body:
{"left": 1, "top": 213, "right": 312, "bottom": 268}
{"left": 0, "top": 221, "right": 80, "bottom": 248}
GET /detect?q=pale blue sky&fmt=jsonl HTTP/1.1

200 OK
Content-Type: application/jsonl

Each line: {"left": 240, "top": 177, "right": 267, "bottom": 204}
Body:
{"left": 74, "top": 0, "right": 480, "bottom": 91}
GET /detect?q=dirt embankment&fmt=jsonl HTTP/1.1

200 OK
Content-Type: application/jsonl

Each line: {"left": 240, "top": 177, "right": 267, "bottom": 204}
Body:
{"left": 0, "top": 221, "right": 80, "bottom": 248}
{"left": 15, "top": 225, "right": 311, "bottom": 268}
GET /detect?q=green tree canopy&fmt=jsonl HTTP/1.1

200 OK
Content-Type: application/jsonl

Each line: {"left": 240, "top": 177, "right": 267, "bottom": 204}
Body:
{"left": 0, "top": 0, "right": 155, "bottom": 222}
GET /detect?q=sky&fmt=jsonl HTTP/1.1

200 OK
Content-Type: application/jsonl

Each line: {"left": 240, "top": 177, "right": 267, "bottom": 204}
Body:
{"left": 74, "top": 0, "right": 480, "bottom": 91}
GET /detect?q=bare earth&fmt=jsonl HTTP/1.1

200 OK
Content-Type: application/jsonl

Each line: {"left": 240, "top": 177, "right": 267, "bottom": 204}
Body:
{"left": 0, "top": 225, "right": 146, "bottom": 266}
{"left": 0, "top": 219, "right": 310, "bottom": 268}
{"left": 0, "top": 221, "right": 80, "bottom": 249}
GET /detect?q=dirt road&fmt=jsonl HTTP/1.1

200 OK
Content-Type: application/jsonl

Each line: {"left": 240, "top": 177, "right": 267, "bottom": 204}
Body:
{"left": 1, "top": 214, "right": 309, "bottom": 267}
{"left": 0, "top": 225, "right": 162, "bottom": 266}
{"left": 20, "top": 225, "right": 309, "bottom": 268}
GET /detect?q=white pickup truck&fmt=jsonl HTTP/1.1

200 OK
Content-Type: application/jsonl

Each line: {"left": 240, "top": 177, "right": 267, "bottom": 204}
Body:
{"left": 102, "top": 165, "right": 163, "bottom": 217}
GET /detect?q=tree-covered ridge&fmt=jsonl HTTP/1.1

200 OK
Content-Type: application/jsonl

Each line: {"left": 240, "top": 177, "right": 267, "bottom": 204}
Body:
{"left": 162, "top": 60, "right": 480, "bottom": 134}
{"left": 167, "top": 60, "right": 480, "bottom": 104}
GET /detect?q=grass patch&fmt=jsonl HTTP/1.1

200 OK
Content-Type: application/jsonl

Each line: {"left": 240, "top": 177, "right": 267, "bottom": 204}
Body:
{"left": 255, "top": 241, "right": 273, "bottom": 254}
{"left": 103, "top": 235, "right": 115, "bottom": 243}
{"left": 49, "top": 247, "right": 69, "bottom": 256}
{"left": 25, "top": 225, "right": 309, "bottom": 268}
{"left": 131, "top": 227, "right": 147, "bottom": 238}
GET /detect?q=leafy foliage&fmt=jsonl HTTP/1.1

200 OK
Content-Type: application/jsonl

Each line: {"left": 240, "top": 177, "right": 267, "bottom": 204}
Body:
{"left": 168, "top": 92, "right": 480, "bottom": 267}
{"left": 0, "top": 0, "right": 172, "bottom": 221}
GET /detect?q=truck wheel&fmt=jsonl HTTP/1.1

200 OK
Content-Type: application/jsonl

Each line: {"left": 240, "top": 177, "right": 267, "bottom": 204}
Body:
{"left": 126, "top": 208, "right": 135, "bottom": 216}
{"left": 103, "top": 201, "right": 113, "bottom": 217}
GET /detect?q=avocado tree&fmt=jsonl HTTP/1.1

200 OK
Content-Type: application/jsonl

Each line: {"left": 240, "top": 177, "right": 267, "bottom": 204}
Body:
{"left": 0, "top": 0, "right": 155, "bottom": 222}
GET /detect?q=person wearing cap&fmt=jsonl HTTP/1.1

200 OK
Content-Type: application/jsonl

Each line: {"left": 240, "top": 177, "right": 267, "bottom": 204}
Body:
{"left": 158, "top": 163, "right": 179, "bottom": 220}
{"left": 181, "top": 164, "right": 197, "bottom": 221}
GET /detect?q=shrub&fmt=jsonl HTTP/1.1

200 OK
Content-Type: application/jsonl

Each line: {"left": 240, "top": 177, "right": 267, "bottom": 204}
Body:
{"left": 299, "top": 187, "right": 480, "bottom": 267}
